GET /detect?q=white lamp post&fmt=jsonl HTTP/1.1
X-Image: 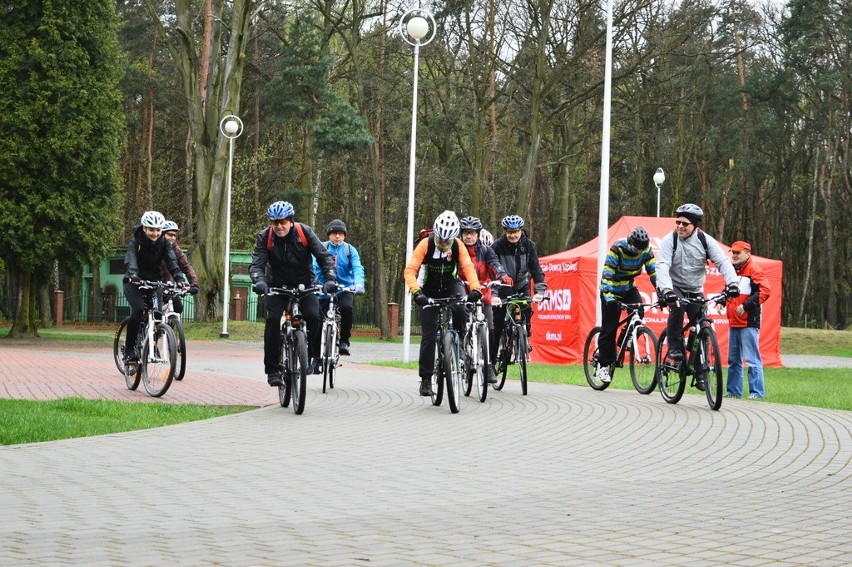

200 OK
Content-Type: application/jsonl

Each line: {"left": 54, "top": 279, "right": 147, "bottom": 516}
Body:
{"left": 218, "top": 114, "right": 243, "bottom": 338}
{"left": 654, "top": 167, "right": 666, "bottom": 217}
{"left": 399, "top": 8, "right": 435, "bottom": 363}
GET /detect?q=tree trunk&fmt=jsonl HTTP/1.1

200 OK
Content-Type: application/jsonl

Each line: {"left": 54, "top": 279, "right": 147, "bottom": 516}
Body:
{"left": 8, "top": 269, "right": 37, "bottom": 338}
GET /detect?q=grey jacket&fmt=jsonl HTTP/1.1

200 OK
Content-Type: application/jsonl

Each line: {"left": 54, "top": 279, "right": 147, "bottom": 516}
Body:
{"left": 655, "top": 229, "right": 736, "bottom": 293}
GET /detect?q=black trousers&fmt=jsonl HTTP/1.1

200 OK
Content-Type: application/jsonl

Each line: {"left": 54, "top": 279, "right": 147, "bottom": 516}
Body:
{"left": 263, "top": 293, "right": 322, "bottom": 374}
{"left": 418, "top": 282, "right": 466, "bottom": 379}
{"left": 666, "top": 289, "right": 703, "bottom": 353}
{"left": 319, "top": 291, "right": 355, "bottom": 343}
{"left": 598, "top": 287, "right": 643, "bottom": 367}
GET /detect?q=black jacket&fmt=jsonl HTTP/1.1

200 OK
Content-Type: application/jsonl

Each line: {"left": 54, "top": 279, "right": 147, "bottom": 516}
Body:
{"left": 491, "top": 232, "right": 547, "bottom": 296}
{"left": 124, "top": 225, "right": 185, "bottom": 283}
{"left": 249, "top": 223, "right": 336, "bottom": 288}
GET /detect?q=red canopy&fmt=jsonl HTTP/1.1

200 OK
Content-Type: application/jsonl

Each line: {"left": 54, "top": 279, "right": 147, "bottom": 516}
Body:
{"left": 529, "top": 216, "right": 783, "bottom": 367}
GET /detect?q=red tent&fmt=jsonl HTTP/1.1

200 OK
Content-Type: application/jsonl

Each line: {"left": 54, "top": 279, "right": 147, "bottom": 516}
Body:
{"left": 529, "top": 216, "right": 783, "bottom": 367}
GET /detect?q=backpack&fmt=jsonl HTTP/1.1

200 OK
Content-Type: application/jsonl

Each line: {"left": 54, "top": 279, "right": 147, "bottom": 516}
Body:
{"left": 670, "top": 229, "right": 709, "bottom": 263}
{"left": 323, "top": 240, "right": 352, "bottom": 260}
{"left": 266, "top": 222, "right": 308, "bottom": 251}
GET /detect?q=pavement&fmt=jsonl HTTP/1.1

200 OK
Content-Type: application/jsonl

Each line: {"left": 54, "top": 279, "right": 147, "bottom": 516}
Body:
{"left": 0, "top": 338, "right": 850, "bottom": 565}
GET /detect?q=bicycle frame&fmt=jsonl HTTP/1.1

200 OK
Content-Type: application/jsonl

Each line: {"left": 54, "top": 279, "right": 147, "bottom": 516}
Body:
{"left": 423, "top": 296, "right": 465, "bottom": 413}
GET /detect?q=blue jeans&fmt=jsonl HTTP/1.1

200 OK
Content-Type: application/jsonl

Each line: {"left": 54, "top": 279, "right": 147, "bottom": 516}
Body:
{"left": 726, "top": 327, "right": 764, "bottom": 398}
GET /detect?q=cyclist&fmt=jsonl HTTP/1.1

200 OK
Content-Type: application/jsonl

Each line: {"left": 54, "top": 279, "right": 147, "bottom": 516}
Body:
{"left": 313, "top": 218, "right": 366, "bottom": 355}
{"left": 595, "top": 226, "right": 657, "bottom": 383}
{"left": 459, "top": 215, "right": 512, "bottom": 383}
{"left": 250, "top": 201, "right": 337, "bottom": 387}
{"left": 656, "top": 203, "right": 739, "bottom": 388}
{"left": 160, "top": 220, "right": 200, "bottom": 313}
{"left": 404, "top": 210, "right": 482, "bottom": 396}
{"left": 123, "top": 211, "right": 188, "bottom": 362}
{"left": 490, "top": 214, "right": 547, "bottom": 367}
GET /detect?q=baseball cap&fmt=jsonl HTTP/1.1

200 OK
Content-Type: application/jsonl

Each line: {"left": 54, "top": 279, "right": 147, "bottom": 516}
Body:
{"left": 730, "top": 241, "right": 751, "bottom": 252}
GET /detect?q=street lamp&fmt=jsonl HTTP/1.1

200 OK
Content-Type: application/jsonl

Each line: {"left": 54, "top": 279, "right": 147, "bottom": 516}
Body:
{"left": 653, "top": 167, "right": 666, "bottom": 217}
{"left": 399, "top": 8, "right": 435, "bottom": 363}
{"left": 218, "top": 114, "right": 243, "bottom": 338}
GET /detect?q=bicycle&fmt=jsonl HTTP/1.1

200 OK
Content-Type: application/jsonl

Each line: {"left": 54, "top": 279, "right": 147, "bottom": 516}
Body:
{"left": 493, "top": 293, "right": 548, "bottom": 395}
{"left": 582, "top": 301, "right": 660, "bottom": 394}
{"left": 656, "top": 293, "right": 726, "bottom": 410}
{"left": 112, "top": 279, "right": 177, "bottom": 397}
{"left": 318, "top": 286, "right": 348, "bottom": 393}
{"left": 461, "top": 282, "right": 501, "bottom": 403}
{"left": 266, "top": 284, "right": 321, "bottom": 415}
{"left": 423, "top": 295, "right": 466, "bottom": 414}
{"left": 162, "top": 285, "right": 190, "bottom": 381}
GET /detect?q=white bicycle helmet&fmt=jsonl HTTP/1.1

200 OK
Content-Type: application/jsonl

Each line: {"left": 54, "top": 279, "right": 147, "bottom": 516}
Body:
{"left": 162, "top": 220, "right": 179, "bottom": 233}
{"left": 140, "top": 211, "right": 166, "bottom": 229}
{"left": 433, "top": 210, "right": 460, "bottom": 241}
{"left": 479, "top": 228, "right": 494, "bottom": 246}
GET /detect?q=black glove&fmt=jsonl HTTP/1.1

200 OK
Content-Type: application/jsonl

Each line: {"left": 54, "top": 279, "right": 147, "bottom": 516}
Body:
{"left": 467, "top": 289, "right": 482, "bottom": 303}
{"left": 413, "top": 291, "right": 430, "bottom": 306}
{"left": 253, "top": 281, "right": 269, "bottom": 295}
{"left": 661, "top": 289, "right": 678, "bottom": 305}
{"left": 725, "top": 283, "right": 739, "bottom": 298}
{"left": 188, "top": 285, "right": 200, "bottom": 295}
{"left": 127, "top": 274, "right": 141, "bottom": 285}
{"left": 323, "top": 281, "right": 338, "bottom": 294}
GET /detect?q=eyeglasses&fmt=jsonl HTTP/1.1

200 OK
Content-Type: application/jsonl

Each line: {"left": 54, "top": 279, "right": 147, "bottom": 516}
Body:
{"left": 675, "top": 220, "right": 692, "bottom": 227}
{"left": 270, "top": 219, "right": 289, "bottom": 226}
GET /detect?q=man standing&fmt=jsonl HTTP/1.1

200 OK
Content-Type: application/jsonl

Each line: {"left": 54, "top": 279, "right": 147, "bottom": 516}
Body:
{"left": 314, "top": 219, "right": 366, "bottom": 355}
{"left": 725, "top": 241, "right": 771, "bottom": 399}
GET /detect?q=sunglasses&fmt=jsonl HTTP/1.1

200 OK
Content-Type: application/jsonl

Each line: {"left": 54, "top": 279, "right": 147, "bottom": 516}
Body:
{"left": 270, "top": 219, "right": 289, "bottom": 226}
{"left": 675, "top": 220, "right": 692, "bottom": 227}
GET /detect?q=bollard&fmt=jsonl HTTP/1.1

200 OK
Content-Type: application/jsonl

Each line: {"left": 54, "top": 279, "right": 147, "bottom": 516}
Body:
{"left": 55, "top": 290, "right": 64, "bottom": 328}
{"left": 387, "top": 302, "right": 399, "bottom": 337}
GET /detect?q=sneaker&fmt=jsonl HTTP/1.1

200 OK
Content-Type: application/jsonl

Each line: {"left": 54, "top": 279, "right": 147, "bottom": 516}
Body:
{"left": 667, "top": 349, "right": 684, "bottom": 361}
{"left": 419, "top": 378, "right": 432, "bottom": 396}
{"left": 339, "top": 341, "right": 350, "bottom": 356}
{"left": 311, "top": 359, "right": 322, "bottom": 374}
{"left": 486, "top": 365, "right": 498, "bottom": 384}
{"left": 267, "top": 372, "right": 283, "bottom": 387}
{"left": 596, "top": 366, "right": 611, "bottom": 383}
{"left": 124, "top": 347, "right": 139, "bottom": 363}
{"left": 748, "top": 393, "right": 763, "bottom": 399}
{"left": 694, "top": 377, "right": 706, "bottom": 391}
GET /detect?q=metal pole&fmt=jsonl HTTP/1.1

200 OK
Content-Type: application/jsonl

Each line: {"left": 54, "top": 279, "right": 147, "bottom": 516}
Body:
{"left": 596, "top": 0, "right": 614, "bottom": 327}
{"left": 402, "top": 39, "right": 421, "bottom": 364}
{"left": 221, "top": 134, "right": 234, "bottom": 338}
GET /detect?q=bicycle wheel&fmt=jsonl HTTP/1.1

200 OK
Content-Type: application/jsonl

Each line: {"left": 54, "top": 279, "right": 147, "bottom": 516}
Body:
{"left": 141, "top": 322, "right": 176, "bottom": 397}
{"left": 278, "top": 335, "right": 291, "bottom": 408}
{"left": 493, "top": 329, "right": 510, "bottom": 391}
{"left": 113, "top": 317, "right": 129, "bottom": 376}
{"left": 475, "top": 323, "right": 489, "bottom": 403}
{"left": 169, "top": 316, "right": 187, "bottom": 381}
{"left": 321, "top": 323, "right": 333, "bottom": 393}
{"left": 582, "top": 327, "right": 610, "bottom": 391}
{"left": 699, "top": 326, "right": 724, "bottom": 410}
{"left": 291, "top": 329, "right": 309, "bottom": 415}
{"left": 431, "top": 340, "right": 444, "bottom": 406}
{"left": 327, "top": 323, "right": 338, "bottom": 390}
{"left": 516, "top": 326, "right": 529, "bottom": 395}
{"left": 657, "top": 330, "right": 686, "bottom": 404}
{"left": 462, "top": 331, "right": 474, "bottom": 397}
{"left": 629, "top": 326, "right": 659, "bottom": 394}
{"left": 444, "top": 331, "right": 462, "bottom": 414}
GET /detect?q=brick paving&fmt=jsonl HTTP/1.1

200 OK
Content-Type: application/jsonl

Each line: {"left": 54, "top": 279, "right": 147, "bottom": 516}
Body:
{"left": 0, "top": 338, "right": 850, "bottom": 565}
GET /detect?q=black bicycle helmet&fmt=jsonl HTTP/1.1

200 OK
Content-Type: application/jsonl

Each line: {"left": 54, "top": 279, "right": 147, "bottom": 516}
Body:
{"left": 459, "top": 216, "right": 482, "bottom": 231}
{"left": 627, "top": 226, "right": 650, "bottom": 250}
{"left": 675, "top": 203, "right": 703, "bottom": 227}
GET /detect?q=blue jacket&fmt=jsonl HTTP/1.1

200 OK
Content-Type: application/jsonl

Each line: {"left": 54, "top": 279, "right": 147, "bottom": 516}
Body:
{"left": 313, "top": 241, "right": 365, "bottom": 290}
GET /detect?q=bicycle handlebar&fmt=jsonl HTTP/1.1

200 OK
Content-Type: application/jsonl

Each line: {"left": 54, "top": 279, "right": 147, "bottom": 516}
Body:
{"left": 617, "top": 300, "right": 662, "bottom": 311}
{"left": 674, "top": 293, "right": 727, "bottom": 306}
{"left": 422, "top": 296, "right": 467, "bottom": 309}
{"left": 266, "top": 284, "right": 322, "bottom": 298}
